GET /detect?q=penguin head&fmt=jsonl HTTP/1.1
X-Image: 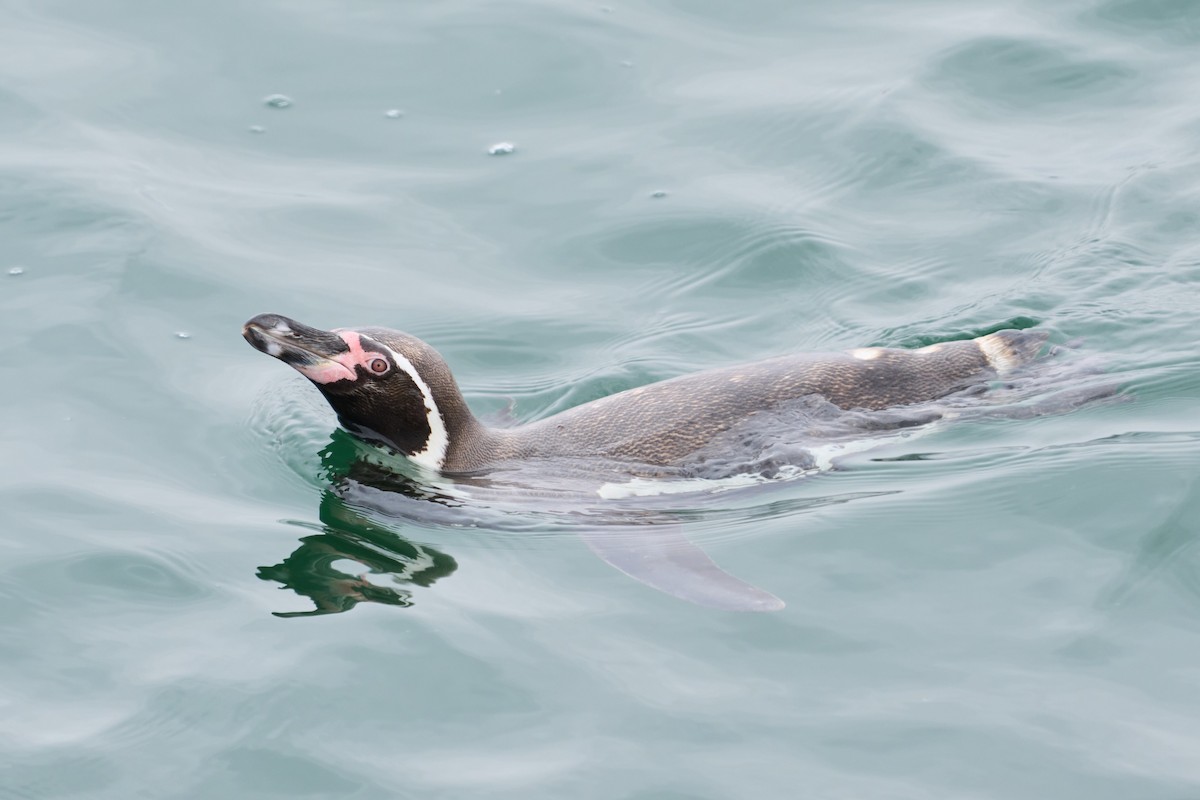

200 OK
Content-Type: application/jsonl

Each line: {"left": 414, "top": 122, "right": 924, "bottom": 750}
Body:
{"left": 243, "top": 313, "right": 465, "bottom": 471}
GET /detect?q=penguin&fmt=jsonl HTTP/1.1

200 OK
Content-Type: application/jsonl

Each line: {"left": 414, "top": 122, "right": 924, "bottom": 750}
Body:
{"left": 242, "top": 313, "right": 1048, "bottom": 476}
{"left": 242, "top": 312, "right": 1054, "bottom": 612}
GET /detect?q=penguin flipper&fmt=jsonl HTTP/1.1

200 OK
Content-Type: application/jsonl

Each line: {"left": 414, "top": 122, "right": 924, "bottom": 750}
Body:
{"left": 579, "top": 527, "right": 785, "bottom": 612}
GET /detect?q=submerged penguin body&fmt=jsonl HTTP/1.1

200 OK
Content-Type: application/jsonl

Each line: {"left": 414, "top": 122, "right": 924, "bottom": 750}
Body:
{"left": 243, "top": 313, "right": 1063, "bottom": 613}
{"left": 243, "top": 313, "right": 1047, "bottom": 477}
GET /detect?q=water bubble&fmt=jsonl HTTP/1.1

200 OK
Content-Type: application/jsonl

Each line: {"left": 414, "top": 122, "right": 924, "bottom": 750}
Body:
{"left": 175, "top": 331, "right": 191, "bottom": 340}
{"left": 384, "top": 109, "right": 404, "bottom": 119}
{"left": 248, "top": 125, "right": 266, "bottom": 134}
{"left": 650, "top": 190, "right": 668, "bottom": 199}
{"left": 8, "top": 266, "right": 24, "bottom": 276}
{"left": 488, "top": 142, "right": 516, "bottom": 155}
{"left": 262, "top": 94, "right": 293, "bottom": 109}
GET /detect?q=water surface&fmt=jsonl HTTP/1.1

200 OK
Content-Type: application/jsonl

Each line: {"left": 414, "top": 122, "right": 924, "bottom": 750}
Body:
{"left": 2, "top": 0, "right": 1200, "bottom": 797}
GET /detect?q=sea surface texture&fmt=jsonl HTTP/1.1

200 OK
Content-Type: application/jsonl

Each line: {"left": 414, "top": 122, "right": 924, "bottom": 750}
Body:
{"left": 2, "top": 1, "right": 1200, "bottom": 798}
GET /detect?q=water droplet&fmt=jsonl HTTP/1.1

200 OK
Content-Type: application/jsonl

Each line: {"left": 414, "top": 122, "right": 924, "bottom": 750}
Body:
{"left": 488, "top": 142, "right": 516, "bottom": 156}
{"left": 650, "top": 190, "right": 668, "bottom": 199}
{"left": 262, "top": 94, "right": 292, "bottom": 109}
{"left": 175, "top": 331, "right": 191, "bottom": 340}
{"left": 7, "top": 266, "right": 24, "bottom": 276}
{"left": 384, "top": 109, "right": 404, "bottom": 119}
{"left": 248, "top": 125, "right": 266, "bottom": 134}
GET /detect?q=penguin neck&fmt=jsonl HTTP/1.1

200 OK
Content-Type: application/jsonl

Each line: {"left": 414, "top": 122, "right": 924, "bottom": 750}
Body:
{"left": 406, "top": 376, "right": 509, "bottom": 475}
{"left": 439, "top": 410, "right": 507, "bottom": 474}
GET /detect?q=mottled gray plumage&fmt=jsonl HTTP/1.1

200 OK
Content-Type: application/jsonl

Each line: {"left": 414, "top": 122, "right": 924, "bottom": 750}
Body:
{"left": 470, "top": 332, "right": 1045, "bottom": 471}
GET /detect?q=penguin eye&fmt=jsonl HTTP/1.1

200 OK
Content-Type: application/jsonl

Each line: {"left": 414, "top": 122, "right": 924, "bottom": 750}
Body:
{"left": 367, "top": 357, "right": 390, "bottom": 375}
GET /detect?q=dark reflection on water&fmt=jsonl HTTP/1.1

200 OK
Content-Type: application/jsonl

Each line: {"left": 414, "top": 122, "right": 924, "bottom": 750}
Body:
{"left": 257, "top": 525, "right": 455, "bottom": 617}
{"left": 258, "top": 432, "right": 461, "bottom": 617}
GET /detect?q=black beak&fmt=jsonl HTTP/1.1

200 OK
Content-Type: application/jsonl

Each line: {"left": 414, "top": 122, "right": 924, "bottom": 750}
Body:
{"left": 243, "top": 313, "right": 350, "bottom": 368}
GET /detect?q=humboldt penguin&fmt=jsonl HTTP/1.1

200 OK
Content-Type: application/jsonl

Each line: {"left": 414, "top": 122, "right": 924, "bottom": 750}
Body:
{"left": 242, "top": 313, "right": 1048, "bottom": 475}
{"left": 243, "top": 313, "right": 1053, "bottom": 612}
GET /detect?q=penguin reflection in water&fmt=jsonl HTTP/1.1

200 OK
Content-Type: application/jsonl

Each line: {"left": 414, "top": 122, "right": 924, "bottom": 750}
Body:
{"left": 244, "top": 313, "right": 1116, "bottom": 612}
{"left": 254, "top": 447, "right": 461, "bottom": 618}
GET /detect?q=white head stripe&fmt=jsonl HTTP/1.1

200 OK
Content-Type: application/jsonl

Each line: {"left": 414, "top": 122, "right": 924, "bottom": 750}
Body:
{"left": 378, "top": 341, "right": 449, "bottom": 472}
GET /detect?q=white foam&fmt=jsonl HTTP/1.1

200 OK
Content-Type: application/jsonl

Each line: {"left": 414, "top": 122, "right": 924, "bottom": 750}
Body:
{"left": 597, "top": 465, "right": 812, "bottom": 500}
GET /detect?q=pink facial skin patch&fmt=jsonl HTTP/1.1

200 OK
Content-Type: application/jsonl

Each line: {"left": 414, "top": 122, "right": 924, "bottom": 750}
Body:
{"left": 295, "top": 330, "right": 375, "bottom": 385}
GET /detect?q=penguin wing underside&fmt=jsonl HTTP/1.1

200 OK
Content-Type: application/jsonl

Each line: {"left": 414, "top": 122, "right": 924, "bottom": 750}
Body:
{"left": 579, "top": 526, "right": 784, "bottom": 612}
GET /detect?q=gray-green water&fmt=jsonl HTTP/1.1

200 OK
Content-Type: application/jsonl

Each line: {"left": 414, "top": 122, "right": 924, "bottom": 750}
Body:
{"left": 3, "top": 0, "right": 1200, "bottom": 797}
